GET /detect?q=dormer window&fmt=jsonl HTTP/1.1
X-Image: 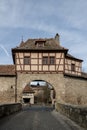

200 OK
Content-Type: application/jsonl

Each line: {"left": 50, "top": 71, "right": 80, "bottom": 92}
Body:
{"left": 38, "top": 42, "right": 44, "bottom": 47}
{"left": 35, "top": 40, "right": 46, "bottom": 47}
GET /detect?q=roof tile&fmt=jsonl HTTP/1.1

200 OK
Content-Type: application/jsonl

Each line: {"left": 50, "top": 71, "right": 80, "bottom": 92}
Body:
{"left": 14, "top": 38, "right": 68, "bottom": 51}
{"left": 23, "top": 85, "right": 34, "bottom": 93}
{"left": 0, "top": 65, "right": 15, "bottom": 76}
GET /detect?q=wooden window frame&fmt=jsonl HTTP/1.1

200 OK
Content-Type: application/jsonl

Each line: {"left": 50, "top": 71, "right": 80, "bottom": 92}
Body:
{"left": 42, "top": 56, "right": 48, "bottom": 65}
{"left": 49, "top": 56, "right": 55, "bottom": 65}
{"left": 35, "top": 41, "right": 45, "bottom": 47}
{"left": 42, "top": 56, "right": 55, "bottom": 65}
{"left": 71, "top": 63, "right": 75, "bottom": 71}
{"left": 24, "top": 56, "right": 30, "bottom": 65}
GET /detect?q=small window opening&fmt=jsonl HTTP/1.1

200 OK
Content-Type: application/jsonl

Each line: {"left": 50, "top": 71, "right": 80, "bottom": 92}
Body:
{"left": 71, "top": 63, "right": 75, "bottom": 71}
{"left": 42, "top": 57, "right": 48, "bottom": 65}
{"left": 35, "top": 40, "right": 46, "bottom": 47}
{"left": 24, "top": 56, "right": 30, "bottom": 65}
{"left": 50, "top": 56, "right": 55, "bottom": 65}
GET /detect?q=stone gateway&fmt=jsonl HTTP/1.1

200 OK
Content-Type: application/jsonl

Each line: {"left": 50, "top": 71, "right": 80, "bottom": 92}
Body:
{"left": 0, "top": 34, "right": 87, "bottom": 105}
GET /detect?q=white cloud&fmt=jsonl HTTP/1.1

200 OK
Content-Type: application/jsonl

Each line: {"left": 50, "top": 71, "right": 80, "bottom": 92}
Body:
{"left": 0, "top": 0, "right": 87, "bottom": 32}
{"left": 0, "top": 44, "right": 9, "bottom": 57}
{"left": 0, "top": 0, "right": 87, "bottom": 70}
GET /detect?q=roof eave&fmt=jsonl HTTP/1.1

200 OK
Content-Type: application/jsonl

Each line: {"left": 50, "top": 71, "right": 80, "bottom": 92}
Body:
{"left": 12, "top": 48, "right": 68, "bottom": 53}
{"left": 64, "top": 73, "right": 87, "bottom": 80}
{"left": 65, "top": 55, "right": 83, "bottom": 62}
{"left": 0, "top": 74, "right": 16, "bottom": 77}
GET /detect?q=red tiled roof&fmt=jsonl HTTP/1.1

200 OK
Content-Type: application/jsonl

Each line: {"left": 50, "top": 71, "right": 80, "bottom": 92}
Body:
{"left": 23, "top": 85, "right": 34, "bottom": 93}
{"left": 0, "top": 65, "right": 16, "bottom": 76}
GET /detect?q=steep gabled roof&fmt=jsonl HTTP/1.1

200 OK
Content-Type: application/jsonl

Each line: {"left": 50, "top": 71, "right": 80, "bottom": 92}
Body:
{"left": 12, "top": 34, "right": 83, "bottom": 64}
{"left": 0, "top": 65, "right": 16, "bottom": 76}
{"left": 12, "top": 36, "right": 68, "bottom": 63}
{"left": 12, "top": 38, "right": 68, "bottom": 52}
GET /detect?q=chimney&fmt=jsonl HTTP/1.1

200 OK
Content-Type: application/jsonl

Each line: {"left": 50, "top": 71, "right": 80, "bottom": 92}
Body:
{"left": 55, "top": 33, "right": 60, "bottom": 45}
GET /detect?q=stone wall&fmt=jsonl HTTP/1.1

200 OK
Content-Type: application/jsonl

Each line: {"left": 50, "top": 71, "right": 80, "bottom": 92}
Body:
{"left": 0, "top": 76, "right": 16, "bottom": 103}
{"left": 17, "top": 73, "right": 87, "bottom": 106}
{"left": 0, "top": 72, "right": 87, "bottom": 106}
{"left": 64, "top": 76, "right": 87, "bottom": 105}
{"left": 0, "top": 103, "right": 22, "bottom": 117}
{"left": 56, "top": 103, "right": 87, "bottom": 128}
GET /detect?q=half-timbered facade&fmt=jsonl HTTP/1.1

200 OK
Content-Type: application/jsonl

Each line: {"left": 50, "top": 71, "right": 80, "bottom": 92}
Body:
{"left": 12, "top": 34, "right": 83, "bottom": 76}
{"left": 65, "top": 54, "right": 82, "bottom": 76}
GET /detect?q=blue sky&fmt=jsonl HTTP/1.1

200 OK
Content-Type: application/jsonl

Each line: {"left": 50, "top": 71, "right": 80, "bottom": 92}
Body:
{"left": 0, "top": 0, "right": 87, "bottom": 71}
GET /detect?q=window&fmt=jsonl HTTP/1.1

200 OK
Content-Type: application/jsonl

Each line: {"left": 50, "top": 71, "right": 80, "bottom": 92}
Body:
{"left": 24, "top": 56, "right": 30, "bottom": 65}
{"left": 38, "top": 42, "right": 44, "bottom": 47}
{"left": 42, "top": 57, "right": 48, "bottom": 65}
{"left": 50, "top": 56, "right": 55, "bottom": 65}
{"left": 42, "top": 56, "right": 55, "bottom": 65}
{"left": 71, "top": 63, "right": 75, "bottom": 71}
{"left": 35, "top": 41, "right": 45, "bottom": 47}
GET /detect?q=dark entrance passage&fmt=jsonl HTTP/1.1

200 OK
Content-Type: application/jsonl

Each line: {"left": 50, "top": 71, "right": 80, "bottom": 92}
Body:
{"left": 30, "top": 80, "right": 56, "bottom": 105}
{"left": 23, "top": 98, "right": 30, "bottom": 103}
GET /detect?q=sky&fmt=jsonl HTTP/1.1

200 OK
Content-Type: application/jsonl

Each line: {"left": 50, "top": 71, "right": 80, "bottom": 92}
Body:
{"left": 0, "top": 0, "right": 87, "bottom": 71}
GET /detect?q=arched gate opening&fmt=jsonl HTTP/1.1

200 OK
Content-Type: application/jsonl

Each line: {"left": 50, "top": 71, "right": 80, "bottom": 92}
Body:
{"left": 22, "top": 80, "right": 56, "bottom": 105}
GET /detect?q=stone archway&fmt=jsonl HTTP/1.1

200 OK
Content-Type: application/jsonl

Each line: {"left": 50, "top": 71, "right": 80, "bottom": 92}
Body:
{"left": 22, "top": 79, "right": 56, "bottom": 105}
{"left": 17, "top": 73, "right": 65, "bottom": 104}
